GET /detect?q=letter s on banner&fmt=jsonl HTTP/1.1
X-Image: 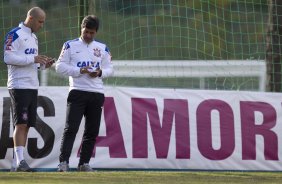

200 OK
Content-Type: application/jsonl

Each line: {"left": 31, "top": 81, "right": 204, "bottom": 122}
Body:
{"left": 27, "top": 96, "right": 55, "bottom": 158}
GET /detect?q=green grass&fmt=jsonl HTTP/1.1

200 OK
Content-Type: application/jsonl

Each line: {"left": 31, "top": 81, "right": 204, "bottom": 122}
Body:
{"left": 0, "top": 171, "right": 281, "bottom": 184}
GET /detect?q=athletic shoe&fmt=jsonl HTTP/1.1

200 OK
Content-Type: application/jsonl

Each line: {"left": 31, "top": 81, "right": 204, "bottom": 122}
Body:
{"left": 77, "top": 163, "right": 94, "bottom": 172}
{"left": 57, "top": 161, "right": 69, "bottom": 172}
{"left": 16, "top": 160, "right": 33, "bottom": 172}
{"left": 10, "top": 166, "right": 16, "bottom": 172}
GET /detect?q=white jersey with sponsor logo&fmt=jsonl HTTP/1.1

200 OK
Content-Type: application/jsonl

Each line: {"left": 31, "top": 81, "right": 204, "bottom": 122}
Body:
{"left": 56, "top": 38, "right": 114, "bottom": 94}
{"left": 4, "top": 22, "right": 40, "bottom": 89}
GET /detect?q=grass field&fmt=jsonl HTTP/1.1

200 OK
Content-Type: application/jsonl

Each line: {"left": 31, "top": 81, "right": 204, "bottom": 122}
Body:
{"left": 0, "top": 171, "right": 281, "bottom": 184}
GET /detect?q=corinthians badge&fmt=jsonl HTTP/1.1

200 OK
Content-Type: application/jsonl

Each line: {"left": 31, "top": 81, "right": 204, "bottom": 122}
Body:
{"left": 93, "top": 48, "right": 101, "bottom": 57}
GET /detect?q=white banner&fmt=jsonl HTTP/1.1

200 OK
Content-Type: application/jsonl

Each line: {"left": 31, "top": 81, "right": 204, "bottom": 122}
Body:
{"left": 0, "top": 86, "right": 282, "bottom": 171}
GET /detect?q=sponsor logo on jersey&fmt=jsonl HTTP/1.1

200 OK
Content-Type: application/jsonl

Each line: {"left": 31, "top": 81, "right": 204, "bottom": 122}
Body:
{"left": 25, "top": 48, "right": 37, "bottom": 54}
{"left": 77, "top": 61, "right": 100, "bottom": 68}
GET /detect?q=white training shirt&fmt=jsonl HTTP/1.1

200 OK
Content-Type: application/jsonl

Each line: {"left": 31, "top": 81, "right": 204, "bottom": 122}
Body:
{"left": 4, "top": 22, "right": 40, "bottom": 89}
{"left": 56, "top": 38, "right": 114, "bottom": 94}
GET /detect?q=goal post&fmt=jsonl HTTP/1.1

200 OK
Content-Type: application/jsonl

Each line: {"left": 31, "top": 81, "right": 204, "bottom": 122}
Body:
{"left": 112, "top": 60, "right": 267, "bottom": 91}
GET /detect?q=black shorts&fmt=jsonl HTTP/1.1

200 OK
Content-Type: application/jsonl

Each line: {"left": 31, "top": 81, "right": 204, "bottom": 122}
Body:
{"left": 9, "top": 89, "right": 38, "bottom": 127}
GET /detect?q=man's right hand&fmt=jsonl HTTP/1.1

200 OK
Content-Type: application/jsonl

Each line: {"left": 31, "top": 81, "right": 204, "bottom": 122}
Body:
{"left": 34, "top": 55, "right": 50, "bottom": 65}
{"left": 80, "top": 66, "right": 92, "bottom": 74}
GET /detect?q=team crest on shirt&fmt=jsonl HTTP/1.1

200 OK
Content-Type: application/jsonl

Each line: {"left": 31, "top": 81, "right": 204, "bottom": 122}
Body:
{"left": 22, "top": 112, "right": 28, "bottom": 121}
{"left": 93, "top": 48, "right": 101, "bottom": 57}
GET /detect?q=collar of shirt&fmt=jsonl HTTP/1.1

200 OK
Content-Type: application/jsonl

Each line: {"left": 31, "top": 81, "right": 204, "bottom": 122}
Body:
{"left": 79, "top": 37, "right": 95, "bottom": 46}
{"left": 18, "top": 22, "right": 32, "bottom": 34}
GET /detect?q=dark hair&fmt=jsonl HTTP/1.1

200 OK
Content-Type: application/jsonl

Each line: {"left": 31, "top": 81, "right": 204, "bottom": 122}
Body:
{"left": 81, "top": 15, "right": 99, "bottom": 32}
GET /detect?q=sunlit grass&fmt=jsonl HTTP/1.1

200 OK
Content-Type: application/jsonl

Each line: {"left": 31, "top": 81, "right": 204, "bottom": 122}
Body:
{"left": 0, "top": 171, "right": 282, "bottom": 184}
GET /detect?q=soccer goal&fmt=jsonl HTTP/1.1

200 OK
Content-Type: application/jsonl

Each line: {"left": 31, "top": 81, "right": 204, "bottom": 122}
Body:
{"left": 0, "top": 0, "right": 269, "bottom": 91}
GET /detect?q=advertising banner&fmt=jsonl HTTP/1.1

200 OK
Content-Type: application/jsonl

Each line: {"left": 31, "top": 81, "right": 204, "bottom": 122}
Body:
{"left": 0, "top": 87, "right": 282, "bottom": 171}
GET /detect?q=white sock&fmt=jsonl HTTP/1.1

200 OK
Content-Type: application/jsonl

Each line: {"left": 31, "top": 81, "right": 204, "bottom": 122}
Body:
{"left": 15, "top": 146, "right": 24, "bottom": 166}
{"left": 11, "top": 153, "right": 17, "bottom": 168}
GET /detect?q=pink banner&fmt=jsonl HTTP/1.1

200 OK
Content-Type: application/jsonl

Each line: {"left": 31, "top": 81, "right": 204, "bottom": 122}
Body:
{"left": 0, "top": 87, "right": 281, "bottom": 171}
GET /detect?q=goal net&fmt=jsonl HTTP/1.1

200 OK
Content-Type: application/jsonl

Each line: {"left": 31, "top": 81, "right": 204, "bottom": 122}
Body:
{"left": 0, "top": 0, "right": 268, "bottom": 91}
